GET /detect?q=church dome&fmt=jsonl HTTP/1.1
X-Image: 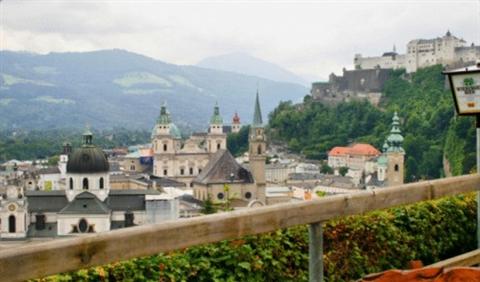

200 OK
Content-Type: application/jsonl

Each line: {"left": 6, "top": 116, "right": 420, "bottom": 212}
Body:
{"left": 67, "top": 129, "right": 109, "bottom": 173}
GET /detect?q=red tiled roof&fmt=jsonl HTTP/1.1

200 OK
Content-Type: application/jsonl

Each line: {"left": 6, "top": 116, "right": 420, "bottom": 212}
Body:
{"left": 329, "top": 143, "right": 380, "bottom": 157}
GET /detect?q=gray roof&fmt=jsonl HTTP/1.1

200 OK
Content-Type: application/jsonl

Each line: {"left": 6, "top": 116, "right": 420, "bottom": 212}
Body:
{"left": 37, "top": 166, "right": 61, "bottom": 175}
{"left": 106, "top": 189, "right": 160, "bottom": 211}
{"left": 58, "top": 192, "right": 110, "bottom": 214}
{"left": 150, "top": 175, "right": 186, "bottom": 188}
{"left": 26, "top": 190, "right": 69, "bottom": 213}
{"left": 193, "top": 149, "right": 254, "bottom": 185}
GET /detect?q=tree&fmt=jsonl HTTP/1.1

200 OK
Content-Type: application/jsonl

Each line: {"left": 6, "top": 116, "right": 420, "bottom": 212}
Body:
{"left": 339, "top": 167, "right": 349, "bottom": 176}
{"left": 321, "top": 163, "right": 333, "bottom": 174}
{"left": 202, "top": 194, "right": 217, "bottom": 214}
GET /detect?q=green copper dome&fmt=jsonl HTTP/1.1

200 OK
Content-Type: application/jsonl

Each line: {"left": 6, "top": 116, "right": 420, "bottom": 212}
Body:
{"left": 210, "top": 102, "right": 223, "bottom": 125}
{"left": 377, "top": 155, "right": 388, "bottom": 166}
{"left": 386, "top": 112, "right": 405, "bottom": 153}
{"left": 67, "top": 130, "right": 109, "bottom": 173}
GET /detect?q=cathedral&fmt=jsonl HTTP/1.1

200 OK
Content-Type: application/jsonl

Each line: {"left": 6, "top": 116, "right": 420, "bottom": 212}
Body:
{"left": 192, "top": 93, "right": 267, "bottom": 207}
{"left": 151, "top": 102, "right": 241, "bottom": 187}
{"left": 0, "top": 130, "right": 178, "bottom": 239}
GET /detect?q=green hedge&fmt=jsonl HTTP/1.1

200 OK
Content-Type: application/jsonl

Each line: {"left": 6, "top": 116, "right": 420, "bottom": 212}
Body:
{"left": 39, "top": 194, "right": 476, "bottom": 282}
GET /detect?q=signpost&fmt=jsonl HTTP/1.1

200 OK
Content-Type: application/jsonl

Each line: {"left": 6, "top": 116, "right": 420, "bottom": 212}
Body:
{"left": 443, "top": 63, "right": 480, "bottom": 248}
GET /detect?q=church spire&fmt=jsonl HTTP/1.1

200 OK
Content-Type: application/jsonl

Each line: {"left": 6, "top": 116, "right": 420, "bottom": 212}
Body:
{"left": 252, "top": 90, "right": 263, "bottom": 127}
{"left": 386, "top": 112, "right": 404, "bottom": 153}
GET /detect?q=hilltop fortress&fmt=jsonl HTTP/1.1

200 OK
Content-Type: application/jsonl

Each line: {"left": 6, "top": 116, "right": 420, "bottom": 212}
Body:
{"left": 355, "top": 31, "right": 480, "bottom": 73}
{"left": 312, "top": 31, "right": 480, "bottom": 105}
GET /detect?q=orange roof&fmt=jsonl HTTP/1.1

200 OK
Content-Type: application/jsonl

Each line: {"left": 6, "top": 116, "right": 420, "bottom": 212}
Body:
{"left": 329, "top": 143, "right": 380, "bottom": 157}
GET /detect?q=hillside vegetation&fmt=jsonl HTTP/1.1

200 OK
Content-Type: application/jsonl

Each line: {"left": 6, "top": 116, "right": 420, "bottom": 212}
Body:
{"left": 0, "top": 50, "right": 306, "bottom": 131}
{"left": 268, "top": 65, "right": 476, "bottom": 181}
{"left": 42, "top": 194, "right": 476, "bottom": 281}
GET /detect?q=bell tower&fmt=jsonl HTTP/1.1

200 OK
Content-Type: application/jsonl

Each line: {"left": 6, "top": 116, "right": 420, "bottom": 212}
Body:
{"left": 249, "top": 91, "right": 266, "bottom": 202}
{"left": 385, "top": 112, "right": 405, "bottom": 186}
{"left": 207, "top": 102, "right": 226, "bottom": 153}
{"left": 152, "top": 102, "right": 177, "bottom": 177}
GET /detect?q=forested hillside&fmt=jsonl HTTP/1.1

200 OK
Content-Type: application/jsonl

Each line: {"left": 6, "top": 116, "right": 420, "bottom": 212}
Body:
{"left": 0, "top": 129, "right": 150, "bottom": 162}
{"left": 0, "top": 50, "right": 306, "bottom": 131}
{"left": 268, "top": 65, "right": 476, "bottom": 181}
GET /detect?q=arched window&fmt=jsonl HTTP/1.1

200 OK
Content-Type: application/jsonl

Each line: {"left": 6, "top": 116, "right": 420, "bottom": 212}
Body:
{"left": 163, "top": 144, "right": 168, "bottom": 152}
{"left": 257, "top": 145, "right": 262, "bottom": 155}
{"left": 8, "top": 215, "right": 16, "bottom": 233}
{"left": 394, "top": 164, "right": 399, "bottom": 172}
{"left": 69, "top": 178, "right": 73, "bottom": 190}
{"left": 82, "top": 178, "right": 89, "bottom": 190}
{"left": 217, "top": 143, "right": 221, "bottom": 150}
{"left": 99, "top": 177, "right": 104, "bottom": 189}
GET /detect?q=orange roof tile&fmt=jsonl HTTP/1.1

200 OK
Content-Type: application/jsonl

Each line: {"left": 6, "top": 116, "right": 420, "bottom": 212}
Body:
{"left": 328, "top": 143, "right": 380, "bottom": 157}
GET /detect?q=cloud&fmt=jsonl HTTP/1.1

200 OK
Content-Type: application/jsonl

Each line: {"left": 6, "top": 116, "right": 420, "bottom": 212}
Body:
{"left": 1, "top": 0, "right": 479, "bottom": 81}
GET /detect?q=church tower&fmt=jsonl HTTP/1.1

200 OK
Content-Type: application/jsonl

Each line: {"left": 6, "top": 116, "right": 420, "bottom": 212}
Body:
{"left": 385, "top": 112, "right": 405, "bottom": 186}
{"left": 207, "top": 102, "right": 226, "bottom": 153}
{"left": 249, "top": 91, "right": 266, "bottom": 202}
{"left": 152, "top": 103, "right": 180, "bottom": 177}
{"left": 232, "top": 112, "right": 241, "bottom": 133}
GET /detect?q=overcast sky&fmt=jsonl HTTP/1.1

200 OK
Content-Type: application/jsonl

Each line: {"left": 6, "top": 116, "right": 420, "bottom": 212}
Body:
{"left": 1, "top": 0, "right": 480, "bottom": 81}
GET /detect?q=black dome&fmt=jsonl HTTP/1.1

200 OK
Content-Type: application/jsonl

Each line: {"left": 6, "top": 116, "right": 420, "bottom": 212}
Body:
{"left": 67, "top": 147, "right": 109, "bottom": 173}
{"left": 66, "top": 129, "right": 109, "bottom": 173}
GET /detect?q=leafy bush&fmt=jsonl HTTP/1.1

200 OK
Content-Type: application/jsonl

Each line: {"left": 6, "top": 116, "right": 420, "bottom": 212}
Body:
{"left": 39, "top": 194, "right": 476, "bottom": 282}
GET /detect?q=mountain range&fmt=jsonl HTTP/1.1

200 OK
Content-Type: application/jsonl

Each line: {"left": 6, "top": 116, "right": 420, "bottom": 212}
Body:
{"left": 197, "top": 52, "right": 308, "bottom": 86}
{"left": 0, "top": 50, "right": 308, "bottom": 132}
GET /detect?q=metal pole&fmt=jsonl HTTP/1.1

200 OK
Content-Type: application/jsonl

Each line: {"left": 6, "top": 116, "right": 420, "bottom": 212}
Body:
{"left": 309, "top": 222, "right": 324, "bottom": 282}
{"left": 477, "top": 115, "right": 480, "bottom": 249}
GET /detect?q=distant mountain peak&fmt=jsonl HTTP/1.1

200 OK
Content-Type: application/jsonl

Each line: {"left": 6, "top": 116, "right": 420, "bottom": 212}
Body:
{"left": 197, "top": 52, "right": 308, "bottom": 86}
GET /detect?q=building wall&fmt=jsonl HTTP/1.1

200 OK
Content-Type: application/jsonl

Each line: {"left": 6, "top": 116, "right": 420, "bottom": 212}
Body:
{"left": 194, "top": 183, "right": 258, "bottom": 203}
{"left": 57, "top": 214, "right": 110, "bottom": 236}
{"left": 39, "top": 173, "right": 61, "bottom": 191}
{"left": 387, "top": 152, "right": 405, "bottom": 186}
{"left": 65, "top": 172, "right": 110, "bottom": 201}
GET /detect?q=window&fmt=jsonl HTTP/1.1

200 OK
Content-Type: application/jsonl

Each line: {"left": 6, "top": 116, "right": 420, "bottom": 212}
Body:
{"left": 69, "top": 178, "right": 73, "bottom": 190}
{"left": 78, "top": 218, "right": 88, "bottom": 233}
{"left": 99, "top": 177, "right": 104, "bottom": 189}
{"left": 180, "top": 168, "right": 185, "bottom": 175}
{"left": 125, "top": 212, "right": 135, "bottom": 227}
{"left": 245, "top": 192, "right": 252, "bottom": 199}
{"left": 217, "top": 192, "right": 224, "bottom": 200}
{"left": 257, "top": 145, "right": 262, "bottom": 155}
{"left": 189, "top": 167, "right": 193, "bottom": 175}
{"left": 8, "top": 215, "right": 15, "bottom": 233}
{"left": 217, "top": 143, "right": 221, "bottom": 150}
{"left": 198, "top": 168, "right": 202, "bottom": 174}
{"left": 163, "top": 144, "right": 168, "bottom": 152}
{"left": 35, "top": 214, "right": 46, "bottom": 230}
{"left": 163, "top": 169, "right": 168, "bottom": 176}
{"left": 82, "top": 178, "right": 89, "bottom": 190}
{"left": 130, "top": 165, "right": 135, "bottom": 171}
{"left": 394, "top": 164, "right": 399, "bottom": 172}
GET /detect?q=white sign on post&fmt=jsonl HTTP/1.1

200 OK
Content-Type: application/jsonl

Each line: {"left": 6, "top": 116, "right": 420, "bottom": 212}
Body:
{"left": 444, "top": 65, "right": 480, "bottom": 116}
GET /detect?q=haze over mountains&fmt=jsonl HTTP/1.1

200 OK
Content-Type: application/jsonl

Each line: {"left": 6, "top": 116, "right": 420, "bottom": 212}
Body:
{"left": 0, "top": 49, "right": 307, "bottom": 132}
{"left": 198, "top": 52, "right": 308, "bottom": 86}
